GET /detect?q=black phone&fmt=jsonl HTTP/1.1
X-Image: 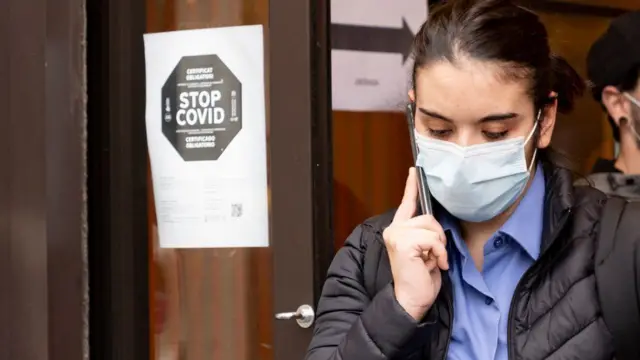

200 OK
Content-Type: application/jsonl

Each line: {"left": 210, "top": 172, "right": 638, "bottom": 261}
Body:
{"left": 405, "top": 103, "right": 433, "bottom": 216}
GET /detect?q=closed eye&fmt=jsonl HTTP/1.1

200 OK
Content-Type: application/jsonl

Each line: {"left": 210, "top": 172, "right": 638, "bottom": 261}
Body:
{"left": 482, "top": 130, "right": 509, "bottom": 140}
{"left": 428, "top": 129, "right": 452, "bottom": 138}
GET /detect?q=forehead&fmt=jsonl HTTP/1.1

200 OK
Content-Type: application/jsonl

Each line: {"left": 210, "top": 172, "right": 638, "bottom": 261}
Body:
{"left": 414, "top": 57, "right": 533, "bottom": 119}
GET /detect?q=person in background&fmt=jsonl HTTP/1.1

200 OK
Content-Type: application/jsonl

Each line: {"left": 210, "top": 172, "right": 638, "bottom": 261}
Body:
{"left": 305, "top": 1, "right": 640, "bottom": 359}
{"left": 583, "top": 11, "right": 640, "bottom": 198}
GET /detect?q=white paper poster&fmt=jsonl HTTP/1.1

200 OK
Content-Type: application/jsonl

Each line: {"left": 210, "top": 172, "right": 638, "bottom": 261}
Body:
{"left": 331, "top": 0, "right": 428, "bottom": 112}
{"left": 144, "top": 25, "right": 269, "bottom": 248}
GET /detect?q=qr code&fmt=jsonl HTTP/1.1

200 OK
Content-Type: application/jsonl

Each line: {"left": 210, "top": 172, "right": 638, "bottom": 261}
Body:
{"left": 231, "top": 203, "right": 243, "bottom": 218}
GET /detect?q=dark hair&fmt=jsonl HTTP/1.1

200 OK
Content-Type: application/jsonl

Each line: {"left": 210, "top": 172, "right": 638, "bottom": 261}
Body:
{"left": 592, "top": 65, "right": 640, "bottom": 142}
{"left": 411, "top": 0, "right": 585, "bottom": 115}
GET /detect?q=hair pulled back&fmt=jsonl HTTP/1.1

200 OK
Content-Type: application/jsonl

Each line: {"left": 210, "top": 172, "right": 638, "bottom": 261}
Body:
{"left": 412, "top": 0, "right": 585, "bottom": 114}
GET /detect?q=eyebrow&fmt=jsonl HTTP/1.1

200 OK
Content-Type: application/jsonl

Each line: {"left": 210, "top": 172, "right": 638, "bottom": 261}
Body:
{"left": 418, "top": 107, "right": 518, "bottom": 123}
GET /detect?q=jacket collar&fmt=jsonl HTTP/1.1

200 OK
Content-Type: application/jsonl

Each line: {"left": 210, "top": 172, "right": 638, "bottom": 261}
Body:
{"left": 540, "top": 161, "right": 575, "bottom": 251}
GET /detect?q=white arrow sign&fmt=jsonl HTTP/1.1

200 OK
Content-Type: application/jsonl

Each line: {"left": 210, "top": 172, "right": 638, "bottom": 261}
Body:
{"left": 331, "top": 0, "right": 428, "bottom": 112}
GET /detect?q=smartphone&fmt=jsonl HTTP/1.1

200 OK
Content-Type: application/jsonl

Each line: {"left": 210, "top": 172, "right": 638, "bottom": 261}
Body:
{"left": 405, "top": 103, "right": 433, "bottom": 216}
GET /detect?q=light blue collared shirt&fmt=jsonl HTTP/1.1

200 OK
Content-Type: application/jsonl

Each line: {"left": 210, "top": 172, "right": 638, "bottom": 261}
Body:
{"left": 442, "top": 164, "right": 545, "bottom": 360}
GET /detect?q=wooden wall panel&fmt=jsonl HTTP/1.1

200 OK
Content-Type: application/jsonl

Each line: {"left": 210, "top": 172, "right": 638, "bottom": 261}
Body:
{"left": 539, "top": 10, "right": 615, "bottom": 174}
{"left": 538, "top": 4, "right": 640, "bottom": 174}
{"left": 332, "top": 111, "right": 413, "bottom": 249}
{"left": 559, "top": 0, "right": 640, "bottom": 11}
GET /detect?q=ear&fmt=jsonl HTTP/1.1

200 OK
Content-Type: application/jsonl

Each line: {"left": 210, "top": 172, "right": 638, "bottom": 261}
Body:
{"left": 537, "top": 92, "right": 558, "bottom": 149}
{"left": 602, "top": 85, "right": 629, "bottom": 127}
{"left": 408, "top": 89, "right": 416, "bottom": 103}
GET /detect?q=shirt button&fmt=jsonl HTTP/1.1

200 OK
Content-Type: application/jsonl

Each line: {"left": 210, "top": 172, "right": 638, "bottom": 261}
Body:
{"left": 494, "top": 237, "right": 505, "bottom": 248}
{"left": 485, "top": 297, "right": 493, "bottom": 305}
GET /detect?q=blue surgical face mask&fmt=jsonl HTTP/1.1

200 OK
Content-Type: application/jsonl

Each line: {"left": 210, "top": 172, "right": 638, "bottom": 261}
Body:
{"left": 622, "top": 93, "right": 640, "bottom": 142}
{"left": 415, "top": 115, "right": 539, "bottom": 222}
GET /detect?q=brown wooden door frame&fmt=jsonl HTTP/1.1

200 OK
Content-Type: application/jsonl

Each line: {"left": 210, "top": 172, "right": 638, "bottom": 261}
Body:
{"left": 86, "top": 0, "right": 150, "bottom": 358}
{"left": 86, "top": 0, "right": 333, "bottom": 359}
{"left": 270, "top": 0, "right": 334, "bottom": 356}
{"left": 0, "top": 0, "right": 86, "bottom": 359}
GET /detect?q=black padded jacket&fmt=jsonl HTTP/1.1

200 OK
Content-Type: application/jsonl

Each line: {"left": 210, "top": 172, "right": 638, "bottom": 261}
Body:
{"left": 305, "top": 165, "right": 620, "bottom": 360}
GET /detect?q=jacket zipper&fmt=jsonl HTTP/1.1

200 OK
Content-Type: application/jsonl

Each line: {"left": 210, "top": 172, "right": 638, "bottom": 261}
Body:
{"left": 441, "top": 272, "right": 453, "bottom": 360}
{"left": 441, "top": 231, "right": 455, "bottom": 360}
{"left": 506, "top": 209, "right": 571, "bottom": 360}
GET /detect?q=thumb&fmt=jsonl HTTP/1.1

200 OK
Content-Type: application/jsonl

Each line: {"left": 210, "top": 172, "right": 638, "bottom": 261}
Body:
{"left": 393, "top": 167, "right": 418, "bottom": 222}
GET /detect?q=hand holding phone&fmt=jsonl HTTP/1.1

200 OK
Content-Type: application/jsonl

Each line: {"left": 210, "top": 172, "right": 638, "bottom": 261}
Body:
{"left": 383, "top": 167, "right": 448, "bottom": 320}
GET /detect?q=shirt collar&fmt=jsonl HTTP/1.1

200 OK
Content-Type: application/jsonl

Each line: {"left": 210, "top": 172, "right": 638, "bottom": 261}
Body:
{"left": 440, "top": 163, "right": 545, "bottom": 260}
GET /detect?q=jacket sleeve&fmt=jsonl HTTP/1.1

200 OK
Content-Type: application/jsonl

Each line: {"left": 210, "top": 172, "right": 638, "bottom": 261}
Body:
{"left": 305, "top": 224, "right": 424, "bottom": 360}
{"left": 631, "top": 205, "right": 640, "bottom": 312}
{"left": 636, "top": 238, "right": 640, "bottom": 306}
{"left": 594, "top": 197, "right": 640, "bottom": 358}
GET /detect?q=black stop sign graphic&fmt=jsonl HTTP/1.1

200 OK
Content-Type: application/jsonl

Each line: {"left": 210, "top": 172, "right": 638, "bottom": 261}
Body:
{"left": 161, "top": 54, "right": 242, "bottom": 161}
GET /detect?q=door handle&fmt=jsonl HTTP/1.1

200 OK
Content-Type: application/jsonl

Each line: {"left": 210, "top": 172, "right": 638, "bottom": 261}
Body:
{"left": 274, "top": 304, "right": 315, "bottom": 328}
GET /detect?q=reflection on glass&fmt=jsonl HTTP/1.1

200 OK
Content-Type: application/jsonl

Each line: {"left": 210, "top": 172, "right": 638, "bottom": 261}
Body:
{"left": 146, "top": 0, "right": 272, "bottom": 359}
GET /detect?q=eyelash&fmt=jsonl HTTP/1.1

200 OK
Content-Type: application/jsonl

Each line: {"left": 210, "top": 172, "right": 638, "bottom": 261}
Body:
{"left": 483, "top": 130, "right": 509, "bottom": 140}
{"left": 427, "top": 129, "right": 452, "bottom": 138}
{"left": 427, "top": 129, "right": 509, "bottom": 140}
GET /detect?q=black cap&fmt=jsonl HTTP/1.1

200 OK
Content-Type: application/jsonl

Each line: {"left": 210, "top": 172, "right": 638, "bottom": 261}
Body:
{"left": 587, "top": 11, "right": 640, "bottom": 101}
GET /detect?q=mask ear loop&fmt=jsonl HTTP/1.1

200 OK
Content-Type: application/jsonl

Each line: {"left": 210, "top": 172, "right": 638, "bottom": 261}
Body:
{"left": 622, "top": 93, "right": 640, "bottom": 142}
{"left": 525, "top": 109, "right": 542, "bottom": 173}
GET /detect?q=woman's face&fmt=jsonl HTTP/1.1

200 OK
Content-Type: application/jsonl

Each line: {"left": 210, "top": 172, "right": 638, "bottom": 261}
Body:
{"left": 409, "top": 57, "right": 557, "bottom": 161}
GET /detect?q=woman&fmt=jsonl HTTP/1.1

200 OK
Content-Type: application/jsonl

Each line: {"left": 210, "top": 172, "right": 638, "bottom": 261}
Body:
{"left": 306, "top": 0, "right": 636, "bottom": 359}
